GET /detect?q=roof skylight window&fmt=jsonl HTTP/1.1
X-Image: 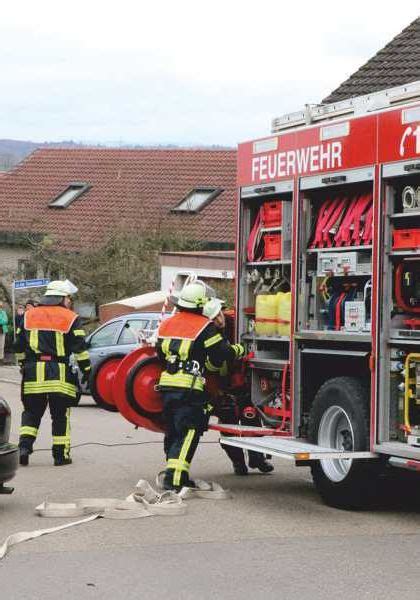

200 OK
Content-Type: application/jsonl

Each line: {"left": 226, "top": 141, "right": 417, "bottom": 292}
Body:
{"left": 49, "top": 182, "right": 90, "bottom": 208}
{"left": 172, "top": 188, "right": 222, "bottom": 213}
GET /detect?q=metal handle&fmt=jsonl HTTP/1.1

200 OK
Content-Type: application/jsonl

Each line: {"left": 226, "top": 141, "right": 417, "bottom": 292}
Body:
{"left": 321, "top": 175, "right": 347, "bottom": 184}
{"left": 254, "top": 186, "right": 276, "bottom": 194}
{"left": 404, "top": 163, "right": 420, "bottom": 172}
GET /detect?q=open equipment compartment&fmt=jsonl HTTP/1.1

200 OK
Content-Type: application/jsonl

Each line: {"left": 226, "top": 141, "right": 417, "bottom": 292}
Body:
{"left": 296, "top": 167, "right": 374, "bottom": 339}
{"left": 237, "top": 181, "right": 293, "bottom": 431}
{"left": 378, "top": 159, "right": 420, "bottom": 451}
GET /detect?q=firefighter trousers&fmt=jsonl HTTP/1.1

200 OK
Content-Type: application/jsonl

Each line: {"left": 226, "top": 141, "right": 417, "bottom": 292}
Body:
{"left": 162, "top": 390, "right": 210, "bottom": 489}
{"left": 19, "top": 393, "right": 71, "bottom": 460}
{"left": 215, "top": 397, "right": 268, "bottom": 468}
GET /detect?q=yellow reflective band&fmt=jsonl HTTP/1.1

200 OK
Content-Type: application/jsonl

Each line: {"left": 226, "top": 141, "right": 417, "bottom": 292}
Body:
{"left": 173, "top": 429, "right": 195, "bottom": 487}
{"left": 15, "top": 352, "right": 26, "bottom": 361}
{"left": 65, "top": 408, "right": 71, "bottom": 458}
{"left": 204, "top": 333, "right": 223, "bottom": 348}
{"left": 55, "top": 332, "right": 65, "bottom": 357}
{"left": 167, "top": 458, "right": 190, "bottom": 471}
{"left": 29, "top": 330, "right": 39, "bottom": 353}
{"left": 159, "top": 372, "right": 204, "bottom": 391}
{"left": 161, "top": 338, "right": 171, "bottom": 359}
{"left": 59, "top": 363, "right": 66, "bottom": 383}
{"left": 52, "top": 436, "right": 70, "bottom": 444}
{"left": 74, "top": 350, "right": 90, "bottom": 361}
{"left": 20, "top": 426, "right": 38, "bottom": 437}
{"left": 178, "top": 339, "right": 191, "bottom": 361}
{"left": 24, "top": 381, "right": 78, "bottom": 398}
{"left": 16, "top": 327, "right": 21, "bottom": 334}
{"left": 73, "top": 329, "right": 86, "bottom": 336}
{"left": 205, "top": 358, "right": 220, "bottom": 373}
{"left": 36, "top": 361, "right": 45, "bottom": 383}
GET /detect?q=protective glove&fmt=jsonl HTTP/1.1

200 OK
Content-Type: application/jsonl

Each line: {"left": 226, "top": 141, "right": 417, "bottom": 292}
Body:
{"left": 232, "top": 343, "right": 245, "bottom": 359}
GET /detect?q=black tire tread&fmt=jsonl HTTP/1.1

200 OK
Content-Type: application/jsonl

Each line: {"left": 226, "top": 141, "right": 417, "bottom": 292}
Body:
{"left": 308, "top": 376, "right": 377, "bottom": 510}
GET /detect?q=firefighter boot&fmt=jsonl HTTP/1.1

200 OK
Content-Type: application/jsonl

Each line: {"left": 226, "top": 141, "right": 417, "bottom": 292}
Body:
{"left": 54, "top": 457, "right": 73, "bottom": 466}
{"left": 221, "top": 442, "right": 248, "bottom": 475}
{"left": 53, "top": 444, "right": 72, "bottom": 466}
{"left": 248, "top": 451, "right": 274, "bottom": 473}
{"left": 19, "top": 447, "right": 30, "bottom": 466}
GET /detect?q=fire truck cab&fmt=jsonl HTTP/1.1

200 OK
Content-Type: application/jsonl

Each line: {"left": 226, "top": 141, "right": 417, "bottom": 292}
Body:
{"left": 221, "top": 81, "right": 420, "bottom": 508}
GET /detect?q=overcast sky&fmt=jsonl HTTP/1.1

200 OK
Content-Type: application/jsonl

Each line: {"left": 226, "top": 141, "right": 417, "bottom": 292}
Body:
{"left": 1, "top": 1, "right": 419, "bottom": 146}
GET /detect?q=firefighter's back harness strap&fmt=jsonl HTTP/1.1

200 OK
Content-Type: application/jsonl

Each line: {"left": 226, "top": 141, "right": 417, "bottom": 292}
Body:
{"left": 0, "top": 479, "right": 230, "bottom": 559}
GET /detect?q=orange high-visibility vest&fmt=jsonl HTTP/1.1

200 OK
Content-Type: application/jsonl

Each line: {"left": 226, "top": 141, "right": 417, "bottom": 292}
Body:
{"left": 24, "top": 306, "right": 77, "bottom": 334}
{"left": 158, "top": 312, "right": 209, "bottom": 340}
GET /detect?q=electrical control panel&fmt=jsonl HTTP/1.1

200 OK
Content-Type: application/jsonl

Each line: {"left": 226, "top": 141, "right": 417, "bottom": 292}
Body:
{"left": 344, "top": 301, "right": 367, "bottom": 332}
{"left": 317, "top": 252, "right": 371, "bottom": 277}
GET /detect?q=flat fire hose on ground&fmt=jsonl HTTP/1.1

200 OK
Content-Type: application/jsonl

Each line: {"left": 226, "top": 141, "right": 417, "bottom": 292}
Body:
{"left": 0, "top": 479, "right": 230, "bottom": 560}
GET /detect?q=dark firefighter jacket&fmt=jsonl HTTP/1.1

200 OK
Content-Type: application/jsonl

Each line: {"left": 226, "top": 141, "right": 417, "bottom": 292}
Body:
{"left": 156, "top": 311, "right": 244, "bottom": 392}
{"left": 14, "top": 305, "right": 91, "bottom": 400}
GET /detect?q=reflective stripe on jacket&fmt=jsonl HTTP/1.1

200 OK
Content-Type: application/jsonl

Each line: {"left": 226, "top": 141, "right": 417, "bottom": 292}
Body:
{"left": 14, "top": 305, "right": 91, "bottom": 399}
{"left": 156, "top": 310, "right": 244, "bottom": 393}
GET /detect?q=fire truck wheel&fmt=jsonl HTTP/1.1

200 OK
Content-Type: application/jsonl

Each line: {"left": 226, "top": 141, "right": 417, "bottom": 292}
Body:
{"left": 90, "top": 353, "right": 125, "bottom": 412}
{"left": 308, "top": 376, "right": 377, "bottom": 510}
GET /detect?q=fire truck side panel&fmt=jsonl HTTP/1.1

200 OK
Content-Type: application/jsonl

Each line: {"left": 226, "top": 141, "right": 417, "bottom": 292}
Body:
{"left": 237, "top": 114, "right": 377, "bottom": 187}
{"left": 233, "top": 88, "right": 420, "bottom": 509}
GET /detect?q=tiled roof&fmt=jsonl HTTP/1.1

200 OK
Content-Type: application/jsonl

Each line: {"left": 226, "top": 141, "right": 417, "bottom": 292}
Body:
{"left": 0, "top": 148, "right": 237, "bottom": 250}
{"left": 323, "top": 17, "right": 420, "bottom": 104}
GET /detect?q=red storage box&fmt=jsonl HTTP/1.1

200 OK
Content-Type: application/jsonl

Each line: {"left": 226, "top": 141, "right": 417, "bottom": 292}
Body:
{"left": 262, "top": 201, "right": 282, "bottom": 228}
{"left": 264, "top": 234, "right": 282, "bottom": 260}
{"left": 393, "top": 229, "right": 420, "bottom": 249}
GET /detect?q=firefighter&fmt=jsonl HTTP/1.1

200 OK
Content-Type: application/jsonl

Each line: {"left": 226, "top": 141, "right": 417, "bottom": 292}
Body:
{"left": 202, "top": 299, "right": 274, "bottom": 476}
{"left": 156, "top": 282, "right": 245, "bottom": 491}
{"left": 14, "top": 280, "right": 91, "bottom": 467}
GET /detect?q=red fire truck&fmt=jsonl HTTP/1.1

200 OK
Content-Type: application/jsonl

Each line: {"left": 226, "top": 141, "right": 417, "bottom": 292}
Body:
{"left": 92, "top": 81, "right": 420, "bottom": 509}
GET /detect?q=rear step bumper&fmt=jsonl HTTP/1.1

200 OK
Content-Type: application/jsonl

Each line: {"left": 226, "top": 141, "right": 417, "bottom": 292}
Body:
{"left": 209, "top": 424, "right": 289, "bottom": 436}
{"left": 220, "top": 435, "right": 378, "bottom": 462}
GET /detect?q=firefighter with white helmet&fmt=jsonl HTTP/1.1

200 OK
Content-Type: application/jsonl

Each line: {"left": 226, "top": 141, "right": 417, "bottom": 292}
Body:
{"left": 156, "top": 281, "right": 245, "bottom": 491}
{"left": 14, "top": 280, "right": 91, "bottom": 466}
{"left": 203, "top": 296, "right": 274, "bottom": 475}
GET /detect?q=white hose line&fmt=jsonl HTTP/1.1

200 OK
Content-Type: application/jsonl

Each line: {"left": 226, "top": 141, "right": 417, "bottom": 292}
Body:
{"left": 0, "top": 478, "right": 230, "bottom": 560}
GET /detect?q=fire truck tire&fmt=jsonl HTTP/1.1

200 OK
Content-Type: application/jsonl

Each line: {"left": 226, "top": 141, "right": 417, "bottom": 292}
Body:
{"left": 91, "top": 353, "right": 125, "bottom": 412}
{"left": 308, "top": 376, "right": 377, "bottom": 510}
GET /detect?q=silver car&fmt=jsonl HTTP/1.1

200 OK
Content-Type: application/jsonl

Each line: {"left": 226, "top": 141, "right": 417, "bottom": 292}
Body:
{"left": 78, "top": 312, "right": 167, "bottom": 394}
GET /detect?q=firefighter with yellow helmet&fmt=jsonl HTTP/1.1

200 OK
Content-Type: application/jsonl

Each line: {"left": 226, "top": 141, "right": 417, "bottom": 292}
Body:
{"left": 156, "top": 281, "right": 245, "bottom": 491}
{"left": 14, "top": 280, "right": 91, "bottom": 466}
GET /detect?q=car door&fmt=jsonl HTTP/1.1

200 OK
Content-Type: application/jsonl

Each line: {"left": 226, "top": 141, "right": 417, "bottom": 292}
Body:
{"left": 87, "top": 320, "right": 124, "bottom": 370}
{"left": 116, "top": 318, "right": 151, "bottom": 354}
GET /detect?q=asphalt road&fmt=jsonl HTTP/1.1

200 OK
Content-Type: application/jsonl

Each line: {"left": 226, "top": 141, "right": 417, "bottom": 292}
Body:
{"left": 2, "top": 376, "right": 420, "bottom": 599}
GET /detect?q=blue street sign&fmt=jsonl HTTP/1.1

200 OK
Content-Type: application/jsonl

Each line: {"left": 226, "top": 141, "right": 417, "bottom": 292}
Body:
{"left": 13, "top": 278, "right": 50, "bottom": 290}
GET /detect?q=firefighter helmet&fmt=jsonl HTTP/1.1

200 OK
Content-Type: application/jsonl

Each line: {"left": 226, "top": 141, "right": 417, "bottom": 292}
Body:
{"left": 45, "top": 279, "right": 78, "bottom": 297}
{"left": 177, "top": 282, "right": 209, "bottom": 309}
{"left": 202, "top": 298, "right": 223, "bottom": 320}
